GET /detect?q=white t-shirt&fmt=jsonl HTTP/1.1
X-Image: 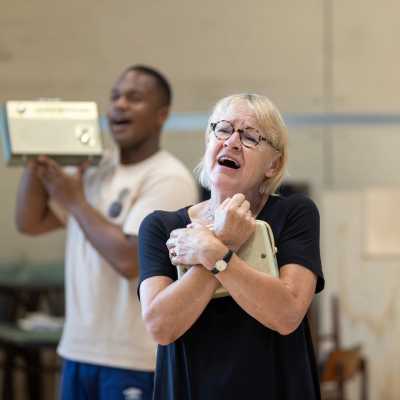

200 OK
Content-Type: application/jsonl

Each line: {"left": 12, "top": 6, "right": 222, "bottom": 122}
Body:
{"left": 56, "top": 150, "right": 199, "bottom": 371}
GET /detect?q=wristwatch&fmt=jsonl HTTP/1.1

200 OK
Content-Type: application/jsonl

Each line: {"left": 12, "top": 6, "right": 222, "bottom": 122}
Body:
{"left": 211, "top": 250, "right": 234, "bottom": 275}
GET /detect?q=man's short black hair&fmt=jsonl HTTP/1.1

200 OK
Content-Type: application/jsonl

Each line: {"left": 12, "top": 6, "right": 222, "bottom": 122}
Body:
{"left": 124, "top": 64, "right": 172, "bottom": 107}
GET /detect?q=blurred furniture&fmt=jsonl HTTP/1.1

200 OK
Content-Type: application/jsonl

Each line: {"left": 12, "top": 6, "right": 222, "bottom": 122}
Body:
{"left": 319, "top": 295, "right": 368, "bottom": 400}
{"left": 278, "top": 181, "right": 310, "bottom": 197}
{"left": 0, "top": 263, "right": 64, "bottom": 400}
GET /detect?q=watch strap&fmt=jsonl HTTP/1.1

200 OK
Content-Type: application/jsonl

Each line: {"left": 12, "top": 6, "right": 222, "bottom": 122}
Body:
{"left": 211, "top": 249, "right": 234, "bottom": 274}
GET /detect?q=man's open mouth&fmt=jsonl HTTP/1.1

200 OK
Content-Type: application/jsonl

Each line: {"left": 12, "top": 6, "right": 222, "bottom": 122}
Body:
{"left": 111, "top": 118, "right": 132, "bottom": 126}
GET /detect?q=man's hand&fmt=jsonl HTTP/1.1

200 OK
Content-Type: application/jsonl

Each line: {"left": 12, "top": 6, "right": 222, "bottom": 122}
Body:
{"left": 36, "top": 156, "right": 89, "bottom": 211}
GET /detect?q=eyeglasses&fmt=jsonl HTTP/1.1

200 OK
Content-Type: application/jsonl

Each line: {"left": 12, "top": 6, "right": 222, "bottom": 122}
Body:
{"left": 210, "top": 120, "right": 277, "bottom": 150}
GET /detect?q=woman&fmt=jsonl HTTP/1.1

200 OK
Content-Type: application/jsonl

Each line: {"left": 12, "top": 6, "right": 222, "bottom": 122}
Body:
{"left": 138, "top": 94, "right": 324, "bottom": 400}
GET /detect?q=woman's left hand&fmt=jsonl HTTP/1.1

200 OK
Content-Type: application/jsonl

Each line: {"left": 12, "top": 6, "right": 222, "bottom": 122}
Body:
{"left": 166, "top": 224, "right": 226, "bottom": 268}
{"left": 212, "top": 193, "right": 256, "bottom": 251}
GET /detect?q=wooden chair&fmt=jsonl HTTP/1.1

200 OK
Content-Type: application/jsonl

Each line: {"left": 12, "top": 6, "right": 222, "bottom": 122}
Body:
{"left": 0, "top": 264, "right": 64, "bottom": 400}
{"left": 0, "top": 323, "right": 62, "bottom": 400}
{"left": 318, "top": 296, "right": 369, "bottom": 400}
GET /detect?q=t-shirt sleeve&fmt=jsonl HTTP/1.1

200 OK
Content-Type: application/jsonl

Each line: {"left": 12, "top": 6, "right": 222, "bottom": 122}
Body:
{"left": 123, "top": 175, "right": 198, "bottom": 236}
{"left": 137, "top": 211, "right": 179, "bottom": 298}
{"left": 276, "top": 196, "right": 324, "bottom": 293}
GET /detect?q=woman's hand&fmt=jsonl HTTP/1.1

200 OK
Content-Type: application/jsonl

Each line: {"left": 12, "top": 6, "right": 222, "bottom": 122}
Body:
{"left": 166, "top": 225, "right": 227, "bottom": 269}
{"left": 212, "top": 193, "right": 256, "bottom": 251}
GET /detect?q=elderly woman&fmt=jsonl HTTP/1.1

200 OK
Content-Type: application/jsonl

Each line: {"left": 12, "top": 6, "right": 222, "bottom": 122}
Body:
{"left": 138, "top": 93, "right": 324, "bottom": 400}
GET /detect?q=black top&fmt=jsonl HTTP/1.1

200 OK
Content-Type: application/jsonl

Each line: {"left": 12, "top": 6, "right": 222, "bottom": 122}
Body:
{"left": 138, "top": 194, "right": 324, "bottom": 400}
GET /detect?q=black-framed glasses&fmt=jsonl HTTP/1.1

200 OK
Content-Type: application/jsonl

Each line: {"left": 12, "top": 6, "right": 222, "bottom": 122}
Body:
{"left": 210, "top": 120, "right": 277, "bottom": 150}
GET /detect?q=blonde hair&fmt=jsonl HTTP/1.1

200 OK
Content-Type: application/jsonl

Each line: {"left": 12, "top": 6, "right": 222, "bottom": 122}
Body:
{"left": 194, "top": 93, "right": 288, "bottom": 196}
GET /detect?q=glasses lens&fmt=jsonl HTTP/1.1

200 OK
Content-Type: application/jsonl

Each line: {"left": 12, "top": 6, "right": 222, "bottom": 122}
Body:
{"left": 212, "top": 121, "right": 269, "bottom": 149}
{"left": 214, "top": 121, "right": 233, "bottom": 139}
{"left": 241, "top": 129, "right": 260, "bottom": 148}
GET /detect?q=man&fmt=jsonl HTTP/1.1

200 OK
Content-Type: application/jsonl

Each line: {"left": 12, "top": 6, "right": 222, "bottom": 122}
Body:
{"left": 15, "top": 65, "right": 198, "bottom": 400}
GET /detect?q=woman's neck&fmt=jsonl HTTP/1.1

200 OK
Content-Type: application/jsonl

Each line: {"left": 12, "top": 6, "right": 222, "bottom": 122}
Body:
{"left": 189, "top": 188, "right": 269, "bottom": 225}
{"left": 208, "top": 189, "right": 269, "bottom": 217}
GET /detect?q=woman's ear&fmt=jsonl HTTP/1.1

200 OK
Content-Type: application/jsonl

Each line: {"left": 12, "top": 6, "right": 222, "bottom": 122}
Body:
{"left": 265, "top": 154, "right": 282, "bottom": 178}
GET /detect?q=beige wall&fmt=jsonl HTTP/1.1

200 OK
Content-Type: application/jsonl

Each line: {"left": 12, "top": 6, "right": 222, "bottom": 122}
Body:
{"left": 0, "top": 0, "right": 324, "bottom": 113}
{"left": 322, "top": 191, "right": 400, "bottom": 400}
{"left": 1, "top": 1, "right": 400, "bottom": 399}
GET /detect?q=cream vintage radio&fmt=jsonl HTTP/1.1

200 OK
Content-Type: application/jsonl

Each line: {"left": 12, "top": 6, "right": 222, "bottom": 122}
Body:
{"left": 1, "top": 100, "right": 103, "bottom": 165}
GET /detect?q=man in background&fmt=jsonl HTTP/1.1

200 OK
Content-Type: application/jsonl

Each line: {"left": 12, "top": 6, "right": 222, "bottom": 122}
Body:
{"left": 15, "top": 65, "right": 198, "bottom": 400}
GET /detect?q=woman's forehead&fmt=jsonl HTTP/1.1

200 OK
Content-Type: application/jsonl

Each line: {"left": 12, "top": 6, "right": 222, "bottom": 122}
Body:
{"left": 214, "top": 102, "right": 258, "bottom": 126}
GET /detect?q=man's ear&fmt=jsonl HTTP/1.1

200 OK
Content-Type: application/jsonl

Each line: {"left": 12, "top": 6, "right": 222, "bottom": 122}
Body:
{"left": 265, "top": 154, "right": 282, "bottom": 178}
{"left": 157, "top": 106, "right": 170, "bottom": 126}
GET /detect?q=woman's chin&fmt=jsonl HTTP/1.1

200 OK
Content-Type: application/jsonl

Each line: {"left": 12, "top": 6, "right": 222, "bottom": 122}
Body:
{"left": 211, "top": 177, "right": 243, "bottom": 194}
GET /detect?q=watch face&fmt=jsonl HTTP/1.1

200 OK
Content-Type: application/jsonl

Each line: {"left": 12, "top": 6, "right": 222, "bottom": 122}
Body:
{"left": 215, "top": 260, "right": 227, "bottom": 272}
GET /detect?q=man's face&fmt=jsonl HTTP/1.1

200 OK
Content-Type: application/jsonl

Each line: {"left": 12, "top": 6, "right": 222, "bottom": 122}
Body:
{"left": 107, "top": 70, "right": 168, "bottom": 149}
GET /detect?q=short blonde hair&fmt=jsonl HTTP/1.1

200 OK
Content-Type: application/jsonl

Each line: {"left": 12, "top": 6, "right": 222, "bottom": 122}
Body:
{"left": 195, "top": 93, "right": 288, "bottom": 195}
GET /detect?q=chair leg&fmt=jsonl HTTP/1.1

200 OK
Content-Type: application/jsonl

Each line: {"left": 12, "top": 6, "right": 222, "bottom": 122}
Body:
{"left": 24, "top": 349, "right": 42, "bottom": 400}
{"left": 336, "top": 362, "right": 345, "bottom": 400}
{"left": 2, "top": 349, "right": 16, "bottom": 400}
{"left": 360, "top": 358, "right": 368, "bottom": 400}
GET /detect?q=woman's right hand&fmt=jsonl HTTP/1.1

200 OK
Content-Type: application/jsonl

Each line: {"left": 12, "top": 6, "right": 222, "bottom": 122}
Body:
{"left": 212, "top": 193, "right": 256, "bottom": 251}
{"left": 166, "top": 224, "right": 228, "bottom": 270}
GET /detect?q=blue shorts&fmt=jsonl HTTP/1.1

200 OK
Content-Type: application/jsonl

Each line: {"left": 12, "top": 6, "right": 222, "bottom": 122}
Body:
{"left": 59, "top": 359, "right": 154, "bottom": 400}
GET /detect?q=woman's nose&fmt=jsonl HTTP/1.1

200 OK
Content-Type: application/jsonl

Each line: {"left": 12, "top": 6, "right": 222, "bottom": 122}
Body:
{"left": 223, "top": 130, "right": 242, "bottom": 149}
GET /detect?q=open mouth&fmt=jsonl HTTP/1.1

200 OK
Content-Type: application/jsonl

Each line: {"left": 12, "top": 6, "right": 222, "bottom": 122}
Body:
{"left": 217, "top": 156, "right": 241, "bottom": 169}
{"left": 109, "top": 114, "right": 133, "bottom": 130}
{"left": 111, "top": 118, "right": 132, "bottom": 126}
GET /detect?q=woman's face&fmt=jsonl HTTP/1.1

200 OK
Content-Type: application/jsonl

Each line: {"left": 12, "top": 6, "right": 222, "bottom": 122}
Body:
{"left": 205, "top": 101, "right": 280, "bottom": 197}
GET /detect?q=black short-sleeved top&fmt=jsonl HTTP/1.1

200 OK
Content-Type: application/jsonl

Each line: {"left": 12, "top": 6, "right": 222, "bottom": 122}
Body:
{"left": 138, "top": 194, "right": 324, "bottom": 400}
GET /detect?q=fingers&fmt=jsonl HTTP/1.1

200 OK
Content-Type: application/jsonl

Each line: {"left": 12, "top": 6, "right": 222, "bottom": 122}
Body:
{"left": 166, "top": 237, "right": 174, "bottom": 250}
{"left": 166, "top": 237, "right": 178, "bottom": 262}
{"left": 238, "top": 199, "right": 250, "bottom": 214}
{"left": 169, "top": 248, "right": 178, "bottom": 265}
{"left": 37, "top": 155, "right": 57, "bottom": 169}
{"left": 169, "top": 228, "right": 186, "bottom": 239}
{"left": 36, "top": 168, "right": 48, "bottom": 188}
{"left": 36, "top": 160, "right": 53, "bottom": 181}
{"left": 222, "top": 194, "right": 251, "bottom": 217}
{"left": 26, "top": 159, "right": 40, "bottom": 171}
{"left": 205, "top": 223, "right": 214, "bottom": 231}
{"left": 246, "top": 211, "right": 256, "bottom": 227}
{"left": 218, "top": 194, "right": 243, "bottom": 210}
{"left": 187, "top": 222, "right": 202, "bottom": 229}
{"left": 36, "top": 156, "right": 62, "bottom": 180}
{"left": 169, "top": 247, "right": 177, "bottom": 258}
{"left": 230, "top": 193, "right": 245, "bottom": 207}
{"left": 166, "top": 229, "right": 184, "bottom": 249}
{"left": 169, "top": 248, "right": 177, "bottom": 257}
{"left": 216, "top": 193, "right": 244, "bottom": 213}
{"left": 166, "top": 227, "right": 191, "bottom": 250}
{"left": 39, "top": 165, "right": 57, "bottom": 184}
{"left": 218, "top": 196, "right": 231, "bottom": 210}
{"left": 78, "top": 160, "right": 92, "bottom": 177}
{"left": 167, "top": 242, "right": 185, "bottom": 266}
{"left": 222, "top": 193, "right": 246, "bottom": 211}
